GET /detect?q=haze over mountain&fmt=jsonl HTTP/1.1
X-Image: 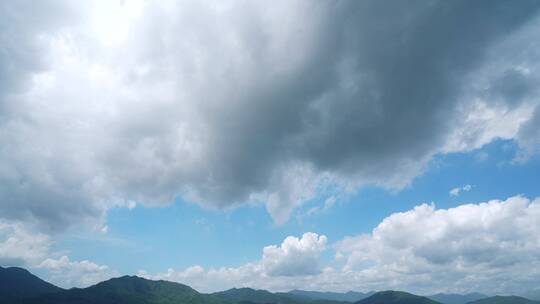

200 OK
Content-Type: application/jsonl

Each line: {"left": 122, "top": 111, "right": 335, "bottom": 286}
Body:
{"left": 467, "top": 296, "right": 540, "bottom": 304}
{"left": 288, "top": 290, "right": 374, "bottom": 302}
{"left": 427, "top": 293, "right": 489, "bottom": 304}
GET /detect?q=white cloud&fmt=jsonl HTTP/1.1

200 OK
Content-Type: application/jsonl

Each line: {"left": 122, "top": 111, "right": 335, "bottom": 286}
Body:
{"left": 38, "top": 255, "right": 116, "bottom": 288}
{"left": 449, "top": 184, "right": 473, "bottom": 197}
{"left": 336, "top": 196, "right": 540, "bottom": 295}
{"left": 0, "top": 219, "right": 113, "bottom": 288}
{"left": 141, "top": 196, "right": 540, "bottom": 296}
{"left": 139, "top": 232, "right": 328, "bottom": 292}
{"left": 0, "top": 220, "right": 51, "bottom": 266}
{"left": 306, "top": 196, "right": 338, "bottom": 217}
{"left": 262, "top": 232, "right": 327, "bottom": 277}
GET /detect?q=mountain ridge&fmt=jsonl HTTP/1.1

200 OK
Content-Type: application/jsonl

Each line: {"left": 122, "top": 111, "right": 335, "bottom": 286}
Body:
{"left": 355, "top": 291, "right": 441, "bottom": 304}
{"left": 288, "top": 290, "right": 374, "bottom": 302}
{"left": 0, "top": 266, "right": 64, "bottom": 303}
{"left": 1, "top": 266, "right": 537, "bottom": 304}
{"left": 466, "top": 295, "right": 540, "bottom": 304}
{"left": 427, "top": 292, "right": 488, "bottom": 304}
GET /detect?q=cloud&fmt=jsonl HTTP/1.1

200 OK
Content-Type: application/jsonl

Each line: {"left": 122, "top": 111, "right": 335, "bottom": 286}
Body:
{"left": 336, "top": 196, "right": 540, "bottom": 295}
{"left": 141, "top": 196, "right": 540, "bottom": 296}
{"left": 306, "top": 196, "right": 338, "bottom": 217}
{"left": 515, "top": 106, "right": 540, "bottom": 161}
{"left": 0, "top": 219, "right": 114, "bottom": 287}
{"left": 0, "top": 220, "right": 51, "bottom": 266}
{"left": 38, "top": 255, "right": 116, "bottom": 288}
{"left": 139, "top": 232, "right": 328, "bottom": 291}
{"left": 449, "top": 184, "right": 473, "bottom": 196}
{"left": 1, "top": 0, "right": 540, "bottom": 231}
{"left": 262, "top": 233, "right": 327, "bottom": 277}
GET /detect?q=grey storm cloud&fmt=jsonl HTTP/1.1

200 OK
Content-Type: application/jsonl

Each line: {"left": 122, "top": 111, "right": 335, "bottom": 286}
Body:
{"left": 1, "top": 0, "right": 540, "bottom": 231}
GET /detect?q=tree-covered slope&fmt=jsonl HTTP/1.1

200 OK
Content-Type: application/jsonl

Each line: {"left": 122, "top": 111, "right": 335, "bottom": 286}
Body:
{"left": 288, "top": 290, "right": 374, "bottom": 302}
{"left": 428, "top": 293, "right": 488, "bottom": 304}
{"left": 22, "top": 275, "right": 222, "bottom": 304}
{"left": 0, "top": 266, "right": 63, "bottom": 303}
{"left": 356, "top": 291, "right": 442, "bottom": 304}
{"left": 211, "top": 287, "right": 348, "bottom": 304}
{"left": 466, "top": 295, "right": 539, "bottom": 304}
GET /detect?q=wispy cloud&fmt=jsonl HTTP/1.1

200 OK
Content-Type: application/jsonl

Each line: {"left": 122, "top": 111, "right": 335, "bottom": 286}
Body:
{"left": 449, "top": 184, "right": 473, "bottom": 197}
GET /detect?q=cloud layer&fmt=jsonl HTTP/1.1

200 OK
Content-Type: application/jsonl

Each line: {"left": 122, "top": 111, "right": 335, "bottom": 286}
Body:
{"left": 1, "top": 0, "right": 540, "bottom": 231}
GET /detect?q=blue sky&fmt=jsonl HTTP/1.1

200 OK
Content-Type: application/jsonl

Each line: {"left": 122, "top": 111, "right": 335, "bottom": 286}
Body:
{"left": 40, "top": 138, "right": 540, "bottom": 292}
{"left": 2, "top": 0, "right": 540, "bottom": 297}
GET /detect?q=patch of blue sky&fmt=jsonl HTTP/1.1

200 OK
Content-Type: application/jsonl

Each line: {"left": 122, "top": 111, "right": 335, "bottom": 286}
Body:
{"left": 50, "top": 138, "right": 540, "bottom": 277}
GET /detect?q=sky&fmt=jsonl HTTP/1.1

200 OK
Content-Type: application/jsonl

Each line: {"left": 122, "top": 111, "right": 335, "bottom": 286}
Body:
{"left": 1, "top": 0, "right": 540, "bottom": 298}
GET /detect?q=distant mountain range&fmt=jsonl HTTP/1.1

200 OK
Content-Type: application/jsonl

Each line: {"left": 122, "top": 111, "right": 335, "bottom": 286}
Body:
{"left": 354, "top": 291, "right": 439, "bottom": 304}
{"left": 288, "top": 290, "right": 375, "bottom": 302}
{"left": 1, "top": 266, "right": 538, "bottom": 304}
{"left": 467, "top": 296, "right": 540, "bottom": 304}
{"left": 427, "top": 293, "right": 488, "bottom": 304}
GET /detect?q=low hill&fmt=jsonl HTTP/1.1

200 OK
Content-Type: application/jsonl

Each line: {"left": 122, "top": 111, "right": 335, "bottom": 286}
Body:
{"left": 466, "top": 296, "right": 539, "bottom": 304}
{"left": 288, "top": 290, "right": 374, "bottom": 302}
{"left": 211, "top": 287, "right": 344, "bottom": 304}
{"left": 0, "top": 266, "right": 63, "bottom": 303}
{"left": 356, "top": 291, "right": 441, "bottom": 304}
{"left": 428, "top": 293, "right": 488, "bottom": 304}
{"left": 212, "top": 288, "right": 282, "bottom": 304}
{"left": 22, "top": 275, "right": 222, "bottom": 304}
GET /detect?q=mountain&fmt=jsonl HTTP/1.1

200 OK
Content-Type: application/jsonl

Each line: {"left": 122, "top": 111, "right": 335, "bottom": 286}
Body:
{"left": 523, "top": 290, "right": 540, "bottom": 301}
{"left": 466, "top": 295, "right": 540, "bottom": 304}
{"left": 211, "top": 288, "right": 344, "bottom": 304}
{"left": 428, "top": 293, "right": 488, "bottom": 304}
{"left": 288, "top": 290, "right": 374, "bottom": 302}
{"left": 0, "top": 266, "right": 63, "bottom": 303}
{"left": 356, "top": 291, "right": 442, "bottom": 304}
{"left": 212, "top": 288, "right": 284, "bottom": 304}
{"left": 22, "top": 275, "right": 222, "bottom": 304}
{"left": 7, "top": 266, "right": 531, "bottom": 304}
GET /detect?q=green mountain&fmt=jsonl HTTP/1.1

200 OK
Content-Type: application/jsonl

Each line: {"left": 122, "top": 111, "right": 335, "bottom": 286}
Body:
{"left": 211, "top": 287, "right": 345, "bottom": 304}
{"left": 4, "top": 266, "right": 536, "bottom": 304}
{"left": 288, "top": 290, "right": 374, "bottom": 302}
{"left": 0, "top": 266, "right": 63, "bottom": 303}
{"left": 428, "top": 293, "right": 488, "bottom": 304}
{"left": 212, "top": 288, "right": 284, "bottom": 303}
{"left": 466, "top": 295, "right": 540, "bottom": 304}
{"left": 13, "top": 272, "right": 347, "bottom": 304}
{"left": 22, "top": 275, "right": 223, "bottom": 304}
{"left": 356, "top": 291, "right": 442, "bottom": 304}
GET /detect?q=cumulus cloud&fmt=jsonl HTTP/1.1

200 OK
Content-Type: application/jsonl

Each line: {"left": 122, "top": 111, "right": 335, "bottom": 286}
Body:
{"left": 38, "top": 255, "right": 116, "bottom": 288}
{"left": 449, "top": 184, "right": 473, "bottom": 196}
{"left": 0, "top": 220, "right": 51, "bottom": 266}
{"left": 262, "top": 233, "right": 327, "bottom": 276}
{"left": 140, "top": 196, "right": 540, "bottom": 296}
{"left": 336, "top": 196, "right": 540, "bottom": 295}
{"left": 0, "top": 218, "right": 113, "bottom": 287}
{"left": 139, "top": 232, "right": 328, "bottom": 291}
{"left": 1, "top": 0, "right": 540, "bottom": 231}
